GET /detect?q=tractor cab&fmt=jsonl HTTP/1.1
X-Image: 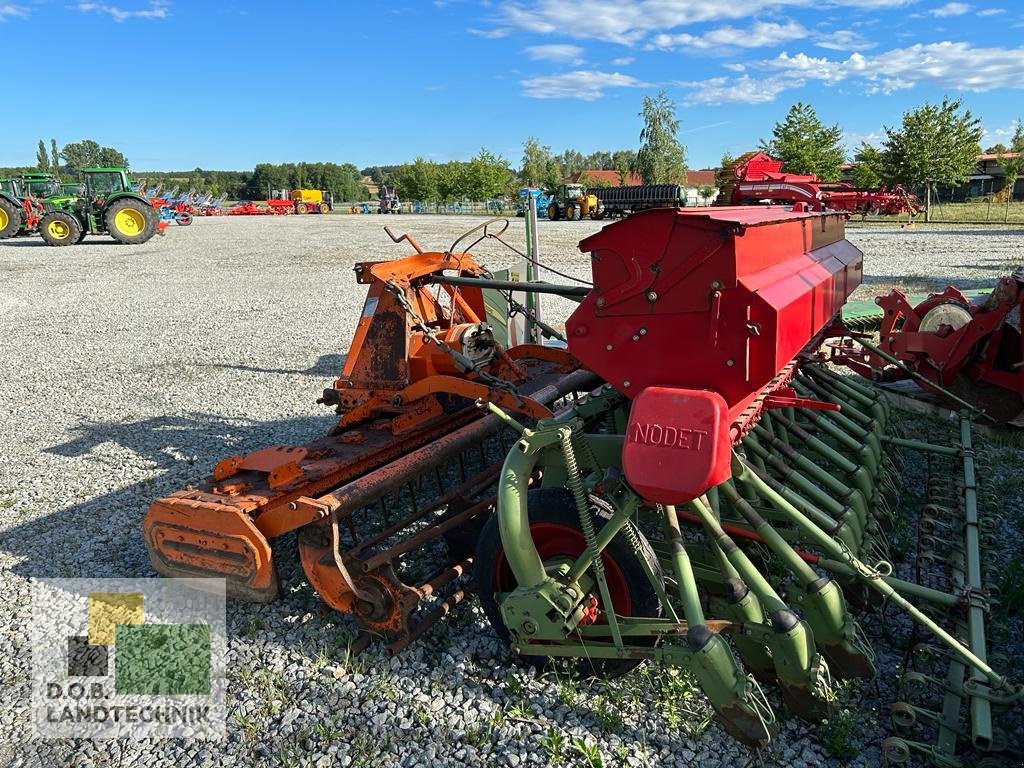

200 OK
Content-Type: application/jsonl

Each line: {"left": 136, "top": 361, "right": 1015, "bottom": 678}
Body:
{"left": 0, "top": 178, "right": 22, "bottom": 197}
{"left": 20, "top": 173, "right": 61, "bottom": 200}
{"left": 83, "top": 167, "right": 131, "bottom": 198}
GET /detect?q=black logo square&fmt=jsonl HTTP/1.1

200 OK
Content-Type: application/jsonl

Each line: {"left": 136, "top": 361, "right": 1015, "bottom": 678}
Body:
{"left": 67, "top": 635, "right": 108, "bottom": 677}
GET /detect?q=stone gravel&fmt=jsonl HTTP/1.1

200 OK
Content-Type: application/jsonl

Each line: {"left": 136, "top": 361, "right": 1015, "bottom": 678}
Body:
{"left": 1, "top": 214, "right": 1021, "bottom": 767}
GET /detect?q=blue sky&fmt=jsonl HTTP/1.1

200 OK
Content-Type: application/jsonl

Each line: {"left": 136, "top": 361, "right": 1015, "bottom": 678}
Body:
{"left": 1, "top": 0, "right": 1021, "bottom": 171}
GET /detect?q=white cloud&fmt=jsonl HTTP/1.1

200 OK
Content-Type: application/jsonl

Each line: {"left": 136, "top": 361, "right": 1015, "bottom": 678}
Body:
{"left": 494, "top": 0, "right": 915, "bottom": 45}
{"left": 650, "top": 21, "right": 808, "bottom": 51}
{"left": 611, "top": 56, "right": 635, "bottom": 66}
{"left": 523, "top": 44, "right": 585, "bottom": 64}
{"left": 930, "top": 2, "right": 970, "bottom": 16}
{"left": 977, "top": 8, "right": 1005, "bottom": 15}
{"left": 0, "top": 4, "right": 29, "bottom": 20}
{"left": 815, "top": 29, "right": 876, "bottom": 51}
{"left": 681, "top": 41, "right": 1024, "bottom": 104}
{"left": 520, "top": 70, "right": 650, "bottom": 100}
{"left": 76, "top": 1, "right": 169, "bottom": 21}
{"left": 679, "top": 74, "right": 795, "bottom": 105}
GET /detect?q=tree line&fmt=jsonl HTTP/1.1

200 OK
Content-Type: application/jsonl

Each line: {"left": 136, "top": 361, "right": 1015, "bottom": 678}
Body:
{"left": 8, "top": 95, "right": 1020, "bottom": 206}
{"left": 724, "top": 98, "right": 1023, "bottom": 204}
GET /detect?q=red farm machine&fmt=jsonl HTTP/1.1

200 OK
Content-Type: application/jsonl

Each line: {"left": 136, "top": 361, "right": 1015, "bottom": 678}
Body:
{"left": 144, "top": 212, "right": 1019, "bottom": 767}
{"left": 833, "top": 270, "right": 1024, "bottom": 426}
{"left": 720, "top": 152, "right": 921, "bottom": 217}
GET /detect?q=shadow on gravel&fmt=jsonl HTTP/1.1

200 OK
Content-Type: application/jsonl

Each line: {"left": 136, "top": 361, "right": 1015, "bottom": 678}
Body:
{"left": 0, "top": 238, "right": 129, "bottom": 248}
{"left": 0, "top": 411, "right": 333, "bottom": 583}
{"left": 211, "top": 353, "right": 347, "bottom": 378}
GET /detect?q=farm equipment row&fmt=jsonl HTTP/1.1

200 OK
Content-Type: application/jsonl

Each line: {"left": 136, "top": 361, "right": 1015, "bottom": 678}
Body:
{"left": 1, "top": 168, "right": 166, "bottom": 246}
{"left": 144, "top": 211, "right": 1018, "bottom": 766}
{"left": 720, "top": 151, "right": 922, "bottom": 216}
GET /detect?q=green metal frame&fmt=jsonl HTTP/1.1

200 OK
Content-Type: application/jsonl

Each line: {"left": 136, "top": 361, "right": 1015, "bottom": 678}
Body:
{"left": 484, "top": 361, "right": 1019, "bottom": 762}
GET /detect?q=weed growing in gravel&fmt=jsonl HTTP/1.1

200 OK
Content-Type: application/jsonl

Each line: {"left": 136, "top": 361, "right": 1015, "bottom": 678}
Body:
{"left": 572, "top": 736, "right": 605, "bottom": 767}
{"left": 540, "top": 726, "right": 566, "bottom": 764}
{"left": 232, "top": 711, "right": 260, "bottom": 741}
{"left": 819, "top": 685, "right": 862, "bottom": 760}
{"left": 593, "top": 696, "right": 624, "bottom": 734}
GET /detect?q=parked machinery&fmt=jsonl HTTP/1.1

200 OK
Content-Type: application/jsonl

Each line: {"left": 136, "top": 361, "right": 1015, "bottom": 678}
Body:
{"left": 146, "top": 212, "right": 1018, "bottom": 766}
{"left": 378, "top": 184, "right": 400, "bottom": 214}
{"left": 37, "top": 167, "right": 166, "bottom": 246}
{"left": 587, "top": 183, "right": 688, "bottom": 218}
{"left": 0, "top": 177, "right": 37, "bottom": 239}
{"left": 291, "top": 188, "right": 334, "bottom": 214}
{"left": 546, "top": 183, "right": 600, "bottom": 221}
{"left": 831, "top": 271, "right": 1024, "bottom": 426}
{"left": 474, "top": 207, "right": 1017, "bottom": 765}
{"left": 515, "top": 187, "right": 552, "bottom": 218}
{"left": 144, "top": 220, "right": 587, "bottom": 650}
{"left": 720, "top": 152, "right": 921, "bottom": 216}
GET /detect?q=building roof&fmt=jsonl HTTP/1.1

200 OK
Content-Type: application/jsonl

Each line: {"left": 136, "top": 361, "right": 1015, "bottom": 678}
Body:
{"left": 977, "top": 152, "right": 1022, "bottom": 161}
{"left": 567, "top": 169, "right": 719, "bottom": 187}
{"left": 567, "top": 170, "right": 643, "bottom": 186}
{"left": 686, "top": 170, "right": 717, "bottom": 187}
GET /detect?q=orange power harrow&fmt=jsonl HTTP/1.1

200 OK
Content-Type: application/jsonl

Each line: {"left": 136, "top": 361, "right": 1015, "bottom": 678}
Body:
{"left": 144, "top": 222, "right": 591, "bottom": 651}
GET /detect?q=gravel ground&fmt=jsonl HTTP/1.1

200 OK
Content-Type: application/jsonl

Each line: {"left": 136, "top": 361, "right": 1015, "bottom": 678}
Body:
{"left": 1, "top": 215, "right": 1021, "bottom": 767}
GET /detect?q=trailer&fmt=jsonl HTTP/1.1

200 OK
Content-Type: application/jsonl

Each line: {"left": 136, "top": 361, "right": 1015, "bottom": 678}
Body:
{"left": 588, "top": 183, "right": 688, "bottom": 218}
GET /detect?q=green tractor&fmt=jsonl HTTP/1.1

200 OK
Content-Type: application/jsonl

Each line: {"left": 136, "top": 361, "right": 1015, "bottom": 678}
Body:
{"left": 38, "top": 167, "right": 162, "bottom": 247}
{"left": 0, "top": 177, "right": 28, "bottom": 239}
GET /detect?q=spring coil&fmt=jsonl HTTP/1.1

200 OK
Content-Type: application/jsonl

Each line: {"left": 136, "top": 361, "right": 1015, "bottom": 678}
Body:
{"left": 560, "top": 427, "right": 605, "bottom": 581}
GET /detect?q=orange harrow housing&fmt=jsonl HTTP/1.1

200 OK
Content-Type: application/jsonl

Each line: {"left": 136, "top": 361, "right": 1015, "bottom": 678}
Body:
{"left": 144, "top": 224, "right": 587, "bottom": 649}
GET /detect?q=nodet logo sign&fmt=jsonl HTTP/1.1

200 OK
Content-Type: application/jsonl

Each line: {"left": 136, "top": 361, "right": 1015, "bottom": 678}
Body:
{"left": 29, "top": 578, "right": 226, "bottom": 739}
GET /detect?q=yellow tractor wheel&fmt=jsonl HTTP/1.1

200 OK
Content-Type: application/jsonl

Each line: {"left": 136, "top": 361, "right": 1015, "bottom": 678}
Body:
{"left": 39, "top": 211, "right": 82, "bottom": 247}
{"left": 319, "top": 203, "right": 330, "bottom": 214}
{"left": 0, "top": 198, "right": 19, "bottom": 239}
{"left": 547, "top": 203, "right": 560, "bottom": 221}
{"left": 297, "top": 203, "right": 308, "bottom": 214}
{"left": 104, "top": 198, "right": 158, "bottom": 244}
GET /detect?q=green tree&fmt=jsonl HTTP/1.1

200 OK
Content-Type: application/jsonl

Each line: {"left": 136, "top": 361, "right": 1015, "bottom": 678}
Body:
{"left": 851, "top": 142, "right": 885, "bottom": 188}
{"left": 760, "top": 102, "right": 844, "bottom": 180}
{"left": 36, "top": 140, "right": 49, "bottom": 172}
{"left": 50, "top": 139, "right": 60, "bottom": 179}
{"left": 985, "top": 143, "right": 1008, "bottom": 154}
{"left": 999, "top": 121, "right": 1024, "bottom": 210}
{"left": 99, "top": 146, "right": 128, "bottom": 169}
{"left": 464, "top": 148, "right": 512, "bottom": 200}
{"left": 635, "top": 90, "right": 687, "bottom": 184}
{"left": 393, "top": 157, "right": 438, "bottom": 201}
{"left": 697, "top": 184, "right": 716, "bottom": 205}
{"left": 521, "top": 137, "right": 553, "bottom": 186}
{"left": 881, "top": 96, "right": 983, "bottom": 218}
{"left": 557, "top": 148, "right": 586, "bottom": 177}
{"left": 61, "top": 140, "right": 129, "bottom": 171}
{"left": 716, "top": 151, "right": 736, "bottom": 189}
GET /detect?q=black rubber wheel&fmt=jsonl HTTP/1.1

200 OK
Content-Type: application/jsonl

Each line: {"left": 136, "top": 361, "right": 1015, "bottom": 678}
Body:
{"left": 39, "top": 211, "right": 81, "bottom": 247}
{"left": 75, "top": 226, "right": 88, "bottom": 243}
{"left": 547, "top": 203, "right": 560, "bottom": 221}
{"left": 0, "top": 197, "right": 20, "bottom": 239}
{"left": 104, "top": 198, "right": 158, "bottom": 244}
{"left": 176, "top": 213, "right": 194, "bottom": 226}
{"left": 569, "top": 205, "right": 582, "bottom": 221}
{"left": 475, "top": 487, "right": 662, "bottom": 679}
